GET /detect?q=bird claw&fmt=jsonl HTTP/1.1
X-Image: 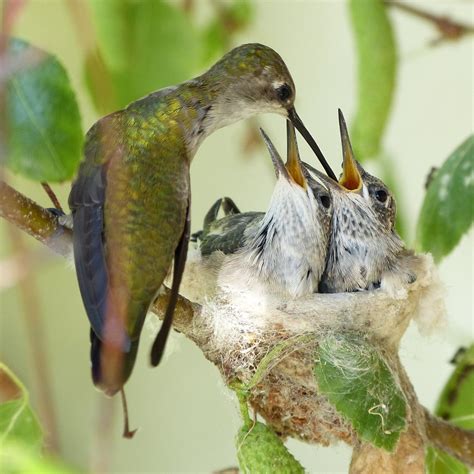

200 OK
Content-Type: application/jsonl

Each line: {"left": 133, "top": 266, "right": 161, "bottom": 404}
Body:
{"left": 58, "top": 213, "right": 74, "bottom": 230}
{"left": 47, "top": 207, "right": 74, "bottom": 230}
{"left": 46, "top": 207, "right": 65, "bottom": 217}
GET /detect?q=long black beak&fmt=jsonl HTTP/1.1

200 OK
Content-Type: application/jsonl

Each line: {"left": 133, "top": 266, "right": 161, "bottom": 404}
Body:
{"left": 288, "top": 108, "right": 337, "bottom": 181}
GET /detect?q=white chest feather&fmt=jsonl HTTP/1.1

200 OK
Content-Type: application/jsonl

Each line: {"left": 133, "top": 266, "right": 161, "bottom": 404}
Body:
{"left": 220, "top": 179, "right": 328, "bottom": 298}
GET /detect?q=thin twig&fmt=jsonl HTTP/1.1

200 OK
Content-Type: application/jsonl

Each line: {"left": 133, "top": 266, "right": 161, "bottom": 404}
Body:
{"left": 386, "top": 1, "right": 474, "bottom": 44}
{"left": 41, "top": 182, "right": 63, "bottom": 212}
{"left": 6, "top": 226, "right": 60, "bottom": 454}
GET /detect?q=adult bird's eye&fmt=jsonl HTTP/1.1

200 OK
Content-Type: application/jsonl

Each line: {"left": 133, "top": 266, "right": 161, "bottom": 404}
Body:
{"left": 277, "top": 84, "right": 292, "bottom": 102}
{"left": 375, "top": 189, "right": 388, "bottom": 203}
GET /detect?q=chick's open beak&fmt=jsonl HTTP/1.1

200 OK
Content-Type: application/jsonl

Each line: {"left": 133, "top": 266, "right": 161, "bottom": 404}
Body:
{"left": 287, "top": 107, "right": 337, "bottom": 181}
{"left": 338, "top": 109, "right": 362, "bottom": 192}
{"left": 259, "top": 128, "right": 290, "bottom": 181}
{"left": 286, "top": 120, "right": 306, "bottom": 188}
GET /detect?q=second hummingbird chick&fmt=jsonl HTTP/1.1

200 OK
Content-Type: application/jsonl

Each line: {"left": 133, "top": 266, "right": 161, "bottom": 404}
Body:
{"left": 306, "top": 110, "right": 415, "bottom": 294}
{"left": 197, "top": 122, "right": 333, "bottom": 298}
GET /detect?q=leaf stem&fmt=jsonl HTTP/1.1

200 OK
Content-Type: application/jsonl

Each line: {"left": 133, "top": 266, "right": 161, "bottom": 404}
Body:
{"left": 40, "top": 182, "right": 63, "bottom": 212}
{"left": 386, "top": 1, "right": 474, "bottom": 43}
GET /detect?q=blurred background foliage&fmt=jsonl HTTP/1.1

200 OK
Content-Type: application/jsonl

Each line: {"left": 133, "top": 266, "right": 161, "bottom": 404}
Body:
{"left": 0, "top": 0, "right": 473, "bottom": 472}
{"left": 85, "top": 0, "right": 252, "bottom": 113}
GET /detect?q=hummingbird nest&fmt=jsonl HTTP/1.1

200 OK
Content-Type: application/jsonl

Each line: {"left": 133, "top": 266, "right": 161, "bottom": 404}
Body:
{"left": 164, "top": 247, "right": 446, "bottom": 447}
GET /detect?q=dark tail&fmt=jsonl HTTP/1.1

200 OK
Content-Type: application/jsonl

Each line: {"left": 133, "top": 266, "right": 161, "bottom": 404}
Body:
{"left": 150, "top": 202, "right": 191, "bottom": 366}
{"left": 90, "top": 329, "right": 139, "bottom": 397}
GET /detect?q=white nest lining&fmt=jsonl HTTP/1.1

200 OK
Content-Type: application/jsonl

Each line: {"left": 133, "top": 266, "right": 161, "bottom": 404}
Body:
{"left": 178, "top": 249, "right": 446, "bottom": 371}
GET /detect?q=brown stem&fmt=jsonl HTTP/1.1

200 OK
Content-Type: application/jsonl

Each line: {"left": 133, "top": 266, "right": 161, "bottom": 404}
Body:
{"left": 6, "top": 226, "right": 61, "bottom": 454}
{"left": 211, "top": 0, "right": 240, "bottom": 38}
{"left": 386, "top": 1, "right": 474, "bottom": 42}
{"left": 181, "top": 0, "right": 194, "bottom": 15}
{"left": 41, "top": 182, "right": 63, "bottom": 212}
{"left": 424, "top": 408, "right": 474, "bottom": 468}
{"left": 0, "top": 180, "right": 72, "bottom": 257}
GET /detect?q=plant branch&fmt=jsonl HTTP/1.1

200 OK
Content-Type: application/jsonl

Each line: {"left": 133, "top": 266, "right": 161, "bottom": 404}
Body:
{"left": 386, "top": 1, "right": 474, "bottom": 44}
{"left": 424, "top": 408, "right": 474, "bottom": 468}
{"left": 1, "top": 181, "right": 473, "bottom": 469}
{"left": 0, "top": 180, "right": 72, "bottom": 257}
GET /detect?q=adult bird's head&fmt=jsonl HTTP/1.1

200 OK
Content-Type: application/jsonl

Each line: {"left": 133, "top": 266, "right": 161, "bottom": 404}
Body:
{"left": 203, "top": 43, "right": 336, "bottom": 180}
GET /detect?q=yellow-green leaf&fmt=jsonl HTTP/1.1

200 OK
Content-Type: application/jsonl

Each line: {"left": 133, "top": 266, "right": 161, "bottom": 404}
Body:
{"left": 0, "top": 442, "right": 77, "bottom": 474}
{"left": 237, "top": 421, "right": 304, "bottom": 474}
{"left": 0, "top": 363, "right": 42, "bottom": 450}
{"left": 349, "top": 0, "right": 397, "bottom": 161}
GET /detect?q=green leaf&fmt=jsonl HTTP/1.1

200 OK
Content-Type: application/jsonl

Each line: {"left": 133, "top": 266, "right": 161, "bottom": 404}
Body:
{"left": 425, "top": 344, "right": 474, "bottom": 474}
{"left": 417, "top": 135, "right": 474, "bottom": 261}
{"left": 0, "top": 442, "right": 77, "bottom": 474}
{"left": 237, "top": 421, "right": 305, "bottom": 474}
{"left": 86, "top": 0, "right": 202, "bottom": 112}
{"left": 426, "top": 446, "right": 468, "bottom": 474}
{"left": 5, "top": 37, "right": 83, "bottom": 182}
{"left": 314, "top": 332, "right": 407, "bottom": 451}
{"left": 349, "top": 0, "right": 397, "bottom": 161}
{"left": 0, "top": 363, "right": 42, "bottom": 450}
{"left": 435, "top": 344, "right": 474, "bottom": 431}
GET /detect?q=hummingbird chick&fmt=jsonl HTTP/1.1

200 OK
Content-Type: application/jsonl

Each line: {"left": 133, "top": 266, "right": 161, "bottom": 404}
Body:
{"left": 306, "top": 110, "right": 415, "bottom": 294}
{"left": 198, "top": 121, "right": 333, "bottom": 298}
{"left": 69, "top": 43, "right": 336, "bottom": 395}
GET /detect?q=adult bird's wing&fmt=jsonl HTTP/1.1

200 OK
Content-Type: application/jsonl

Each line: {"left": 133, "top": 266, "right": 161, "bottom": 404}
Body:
{"left": 69, "top": 113, "right": 133, "bottom": 352}
{"left": 68, "top": 163, "right": 130, "bottom": 347}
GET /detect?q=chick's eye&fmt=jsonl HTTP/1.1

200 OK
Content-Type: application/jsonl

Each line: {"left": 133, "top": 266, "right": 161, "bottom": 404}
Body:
{"left": 319, "top": 193, "right": 331, "bottom": 209}
{"left": 277, "top": 84, "right": 292, "bottom": 102}
{"left": 375, "top": 189, "right": 388, "bottom": 203}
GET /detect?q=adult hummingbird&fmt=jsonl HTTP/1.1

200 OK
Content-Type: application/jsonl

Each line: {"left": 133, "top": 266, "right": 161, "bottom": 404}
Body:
{"left": 69, "top": 43, "right": 336, "bottom": 396}
{"left": 305, "top": 109, "right": 412, "bottom": 294}
{"left": 197, "top": 121, "right": 333, "bottom": 298}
